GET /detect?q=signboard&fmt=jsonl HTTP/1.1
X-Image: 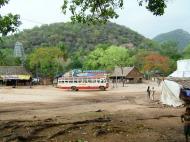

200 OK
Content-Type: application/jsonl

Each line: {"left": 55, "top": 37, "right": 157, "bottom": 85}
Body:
{"left": 0, "top": 75, "right": 31, "bottom": 80}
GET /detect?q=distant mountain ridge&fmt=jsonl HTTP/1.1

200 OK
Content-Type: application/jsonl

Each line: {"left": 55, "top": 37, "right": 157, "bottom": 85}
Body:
{"left": 153, "top": 29, "right": 190, "bottom": 49}
{"left": 0, "top": 22, "right": 147, "bottom": 53}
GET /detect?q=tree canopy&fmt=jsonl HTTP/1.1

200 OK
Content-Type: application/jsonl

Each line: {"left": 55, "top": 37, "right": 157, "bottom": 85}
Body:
{"left": 0, "top": 48, "right": 21, "bottom": 65}
{"left": 62, "top": 0, "right": 167, "bottom": 23}
{"left": 0, "top": 0, "right": 20, "bottom": 37}
{"left": 83, "top": 45, "right": 130, "bottom": 71}
{"left": 144, "top": 52, "right": 170, "bottom": 74}
{"left": 27, "top": 47, "right": 64, "bottom": 78}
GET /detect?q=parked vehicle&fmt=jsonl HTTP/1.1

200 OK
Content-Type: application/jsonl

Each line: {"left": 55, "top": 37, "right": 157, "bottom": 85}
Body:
{"left": 32, "top": 77, "right": 41, "bottom": 85}
{"left": 57, "top": 76, "right": 109, "bottom": 91}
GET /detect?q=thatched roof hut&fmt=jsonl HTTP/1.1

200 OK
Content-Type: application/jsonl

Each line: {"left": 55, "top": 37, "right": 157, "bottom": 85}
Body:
{"left": 110, "top": 67, "right": 143, "bottom": 83}
{"left": 0, "top": 66, "right": 31, "bottom": 80}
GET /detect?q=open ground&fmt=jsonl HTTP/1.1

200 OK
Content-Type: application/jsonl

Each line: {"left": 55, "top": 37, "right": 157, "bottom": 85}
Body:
{"left": 0, "top": 82, "right": 185, "bottom": 142}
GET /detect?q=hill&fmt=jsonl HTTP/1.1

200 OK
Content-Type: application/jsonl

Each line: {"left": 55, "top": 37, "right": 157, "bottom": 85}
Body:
{"left": 153, "top": 29, "right": 190, "bottom": 49}
{"left": 0, "top": 22, "right": 146, "bottom": 53}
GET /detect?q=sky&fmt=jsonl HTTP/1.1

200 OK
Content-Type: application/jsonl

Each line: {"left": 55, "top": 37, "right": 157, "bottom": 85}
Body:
{"left": 0, "top": 0, "right": 190, "bottom": 38}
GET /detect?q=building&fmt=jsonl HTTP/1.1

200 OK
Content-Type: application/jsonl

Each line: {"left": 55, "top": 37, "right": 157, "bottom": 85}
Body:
{"left": 110, "top": 66, "right": 143, "bottom": 83}
{"left": 0, "top": 66, "right": 31, "bottom": 86}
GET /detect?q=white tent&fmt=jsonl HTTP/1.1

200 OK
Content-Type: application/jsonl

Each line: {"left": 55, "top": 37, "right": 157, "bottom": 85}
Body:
{"left": 169, "top": 59, "right": 190, "bottom": 78}
{"left": 160, "top": 59, "right": 190, "bottom": 107}
{"left": 160, "top": 80, "right": 183, "bottom": 107}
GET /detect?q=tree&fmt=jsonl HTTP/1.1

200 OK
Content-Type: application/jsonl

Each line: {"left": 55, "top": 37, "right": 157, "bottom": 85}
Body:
{"left": 144, "top": 53, "right": 170, "bottom": 75}
{"left": 0, "top": 48, "right": 21, "bottom": 65}
{"left": 57, "top": 42, "right": 69, "bottom": 60}
{"left": 138, "top": 39, "right": 160, "bottom": 51}
{"left": 68, "top": 48, "right": 87, "bottom": 70}
{"left": 0, "top": 50, "right": 6, "bottom": 65}
{"left": 103, "top": 46, "right": 130, "bottom": 86}
{"left": 0, "top": 0, "right": 20, "bottom": 38}
{"left": 183, "top": 44, "right": 190, "bottom": 59}
{"left": 83, "top": 47, "right": 106, "bottom": 70}
{"left": 130, "top": 49, "right": 151, "bottom": 71}
{"left": 84, "top": 45, "right": 130, "bottom": 86}
{"left": 62, "top": 0, "right": 167, "bottom": 23}
{"left": 103, "top": 46, "right": 130, "bottom": 70}
{"left": 27, "top": 47, "right": 64, "bottom": 78}
{"left": 159, "top": 41, "right": 182, "bottom": 61}
{"left": 84, "top": 45, "right": 130, "bottom": 69}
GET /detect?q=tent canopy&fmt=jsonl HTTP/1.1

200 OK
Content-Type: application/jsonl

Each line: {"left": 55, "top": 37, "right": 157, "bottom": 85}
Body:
{"left": 169, "top": 59, "right": 190, "bottom": 78}
{"left": 160, "top": 59, "right": 190, "bottom": 107}
{"left": 160, "top": 80, "right": 184, "bottom": 107}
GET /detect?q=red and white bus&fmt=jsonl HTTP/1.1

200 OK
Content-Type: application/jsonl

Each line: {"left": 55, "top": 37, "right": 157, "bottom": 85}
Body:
{"left": 57, "top": 76, "right": 109, "bottom": 91}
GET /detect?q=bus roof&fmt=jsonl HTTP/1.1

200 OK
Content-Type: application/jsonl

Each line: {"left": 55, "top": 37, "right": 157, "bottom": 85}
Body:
{"left": 58, "top": 75, "right": 107, "bottom": 79}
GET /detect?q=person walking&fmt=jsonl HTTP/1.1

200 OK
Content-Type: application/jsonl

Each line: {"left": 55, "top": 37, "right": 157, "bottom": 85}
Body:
{"left": 181, "top": 107, "right": 190, "bottom": 142}
{"left": 151, "top": 87, "right": 155, "bottom": 101}
{"left": 147, "top": 86, "right": 151, "bottom": 100}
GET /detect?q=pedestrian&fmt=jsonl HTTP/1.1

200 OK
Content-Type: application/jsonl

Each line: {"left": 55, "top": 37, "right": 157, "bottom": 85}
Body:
{"left": 151, "top": 87, "right": 155, "bottom": 101}
{"left": 181, "top": 107, "right": 190, "bottom": 142}
{"left": 147, "top": 86, "right": 150, "bottom": 100}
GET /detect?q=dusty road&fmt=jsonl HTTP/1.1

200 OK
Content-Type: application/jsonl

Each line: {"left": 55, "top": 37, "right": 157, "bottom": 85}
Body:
{"left": 0, "top": 82, "right": 185, "bottom": 142}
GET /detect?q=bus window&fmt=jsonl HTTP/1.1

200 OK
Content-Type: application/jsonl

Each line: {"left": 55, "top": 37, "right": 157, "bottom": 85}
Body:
{"left": 73, "top": 79, "right": 77, "bottom": 83}
{"left": 88, "top": 79, "right": 92, "bottom": 83}
{"left": 83, "top": 79, "right": 87, "bottom": 83}
{"left": 78, "top": 79, "right": 82, "bottom": 83}
{"left": 64, "top": 80, "right": 68, "bottom": 83}
{"left": 92, "top": 79, "right": 96, "bottom": 83}
{"left": 69, "top": 80, "right": 73, "bottom": 83}
{"left": 97, "top": 79, "right": 100, "bottom": 83}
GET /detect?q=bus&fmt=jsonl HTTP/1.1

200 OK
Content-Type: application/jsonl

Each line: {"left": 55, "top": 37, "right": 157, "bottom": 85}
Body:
{"left": 57, "top": 76, "right": 109, "bottom": 91}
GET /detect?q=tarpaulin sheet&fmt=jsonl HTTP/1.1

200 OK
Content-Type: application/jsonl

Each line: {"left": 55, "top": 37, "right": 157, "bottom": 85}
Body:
{"left": 160, "top": 80, "right": 184, "bottom": 107}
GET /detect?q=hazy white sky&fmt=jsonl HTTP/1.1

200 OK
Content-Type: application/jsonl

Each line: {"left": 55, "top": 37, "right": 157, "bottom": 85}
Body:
{"left": 0, "top": 0, "right": 189, "bottom": 38}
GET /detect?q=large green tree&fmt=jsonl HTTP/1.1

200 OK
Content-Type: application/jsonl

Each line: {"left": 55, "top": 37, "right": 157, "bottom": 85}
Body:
{"left": 84, "top": 45, "right": 130, "bottom": 86}
{"left": 27, "top": 47, "right": 64, "bottom": 78}
{"left": 84, "top": 45, "right": 130, "bottom": 71}
{"left": 0, "top": 48, "right": 21, "bottom": 65}
{"left": 62, "top": 0, "right": 167, "bottom": 23}
{"left": 0, "top": 0, "right": 20, "bottom": 37}
{"left": 103, "top": 46, "right": 130, "bottom": 86}
{"left": 102, "top": 46, "right": 130, "bottom": 70}
{"left": 83, "top": 47, "right": 106, "bottom": 70}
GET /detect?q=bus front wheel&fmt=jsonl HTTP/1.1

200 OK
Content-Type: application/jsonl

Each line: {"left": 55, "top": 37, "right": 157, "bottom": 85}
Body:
{"left": 99, "top": 86, "right": 105, "bottom": 91}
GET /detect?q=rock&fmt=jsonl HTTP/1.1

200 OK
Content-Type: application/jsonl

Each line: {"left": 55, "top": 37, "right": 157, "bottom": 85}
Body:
{"left": 93, "top": 129, "right": 107, "bottom": 137}
{"left": 95, "top": 109, "right": 103, "bottom": 112}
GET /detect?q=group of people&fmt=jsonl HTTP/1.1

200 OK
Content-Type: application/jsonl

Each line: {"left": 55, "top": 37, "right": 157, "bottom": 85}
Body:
{"left": 147, "top": 86, "right": 155, "bottom": 101}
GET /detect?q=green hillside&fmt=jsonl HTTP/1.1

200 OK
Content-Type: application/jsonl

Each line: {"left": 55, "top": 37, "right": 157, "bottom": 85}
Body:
{"left": 153, "top": 29, "right": 190, "bottom": 49}
{"left": 0, "top": 22, "right": 146, "bottom": 53}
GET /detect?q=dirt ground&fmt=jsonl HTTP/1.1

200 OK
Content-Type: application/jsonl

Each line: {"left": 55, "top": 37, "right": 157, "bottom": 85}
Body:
{"left": 0, "top": 82, "right": 186, "bottom": 142}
